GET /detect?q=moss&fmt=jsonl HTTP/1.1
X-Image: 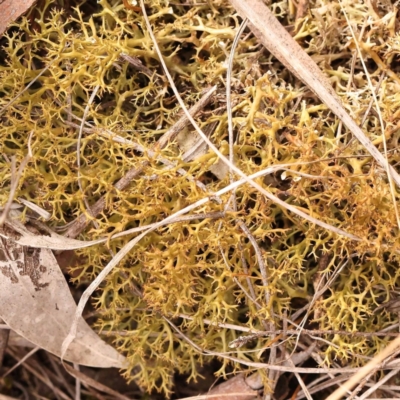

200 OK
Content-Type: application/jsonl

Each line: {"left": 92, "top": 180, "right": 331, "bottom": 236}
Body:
{"left": 2, "top": 0, "right": 400, "bottom": 396}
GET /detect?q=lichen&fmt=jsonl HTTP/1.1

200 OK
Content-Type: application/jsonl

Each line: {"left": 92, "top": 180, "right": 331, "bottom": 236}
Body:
{"left": 2, "top": 0, "right": 400, "bottom": 396}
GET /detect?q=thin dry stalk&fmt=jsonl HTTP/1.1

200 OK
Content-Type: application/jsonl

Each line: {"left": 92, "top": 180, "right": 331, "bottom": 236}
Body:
{"left": 295, "top": 259, "right": 349, "bottom": 338}
{"left": 224, "top": 14, "right": 273, "bottom": 325}
{"left": 1, "top": 346, "right": 39, "bottom": 379}
{"left": 161, "top": 313, "right": 392, "bottom": 375}
{"left": 7, "top": 347, "right": 71, "bottom": 400}
{"left": 16, "top": 211, "right": 224, "bottom": 251}
{"left": 63, "top": 364, "right": 130, "bottom": 400}
{"left": 17, "top": 198, "right": 51, "bottom": 221}
{"left": 326, "top": 335, "right": 400, "bottom": 400}
{"left": 335, "top": 19, "right": 366, "bottom": 142}
{"left": 156, "top": 86, "right": 216, "bottom": 149}
{"left": 76, "top": 86, "right": 101, "bottom": 228}
{"left": 359, "top": 369, "right": 400, "bottom": 399}
{"left": 225, "top": 19, "right": 276, "bottom": 391}
{"left": 347, "top": 347, "right": 400, "bottom": 400}
{"left": 73, "top": 363, "right": 81, "bottom": 400}
{"left": 295, "top": 375, "right": 351, "bottom": 400}
{"left": 360, "top": 369, "right": 399, "bottom": 400}
{"left": 47, "top": 354, "right": 76, "bottom": 399}
{"left": 284, "top": 354, "right": 312, "bottom": 400}
{"left": 219, "top": 248, "right": 263, "bottom": 312}
{"left": 296, "top": 343, "right": 362, "bottom": 400}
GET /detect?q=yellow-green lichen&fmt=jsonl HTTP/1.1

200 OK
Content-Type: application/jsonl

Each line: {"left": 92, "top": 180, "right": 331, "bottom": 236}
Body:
{"left": 2, "top": 0, "right": 400, "bottom": 396}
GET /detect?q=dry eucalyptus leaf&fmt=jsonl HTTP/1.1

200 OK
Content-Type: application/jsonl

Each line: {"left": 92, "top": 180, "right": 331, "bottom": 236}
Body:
{"left": 7, "top": 224, "right": 104, "bottom": 251}
{"left": 7, "top": 330, "right": 36, "bottom": 348}
{"left": 0, "top": 213, "right": 126, "bottom": 368}
{"left": 0, "top": 0, "right": 37, "bottom": 36}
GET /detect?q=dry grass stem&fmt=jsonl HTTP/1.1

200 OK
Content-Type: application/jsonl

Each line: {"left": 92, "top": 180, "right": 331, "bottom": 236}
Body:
{"left": 1, "top": 346, "right": 39, "bottom": 379}
{"left": 76, "top": 85, "right": 101, "bottom": 227}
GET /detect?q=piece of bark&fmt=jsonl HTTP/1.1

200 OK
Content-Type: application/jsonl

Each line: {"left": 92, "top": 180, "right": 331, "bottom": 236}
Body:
{"left": 0, "top": 0, "right": 37, "bottom": 35}
{"left": 204, "top": 373, "right": 260, "bottom": 400}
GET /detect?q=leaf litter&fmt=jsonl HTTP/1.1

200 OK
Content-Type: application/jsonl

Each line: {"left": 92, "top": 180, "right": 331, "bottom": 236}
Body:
{"left": 0, "top": 210, "right": 126, "bottom": 368}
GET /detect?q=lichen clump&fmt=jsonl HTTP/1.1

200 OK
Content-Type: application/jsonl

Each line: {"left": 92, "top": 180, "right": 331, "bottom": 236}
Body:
{"left": 2, "top": 0, "right": 400, "bottom": 396}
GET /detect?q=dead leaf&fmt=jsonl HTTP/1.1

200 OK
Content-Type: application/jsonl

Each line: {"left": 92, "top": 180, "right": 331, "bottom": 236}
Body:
{"left": 0, "top": 211, "right": 126, "bottom": 368}
{"left": 0, "top": 0, "right": 37, "bottom": 36}
{"left": 8, "top": 330, "right": 36, "bottom": 348}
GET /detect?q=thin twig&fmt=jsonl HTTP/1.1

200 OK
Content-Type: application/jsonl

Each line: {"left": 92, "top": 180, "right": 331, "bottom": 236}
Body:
{"left": 63, "top": 364, "right": 130, "bottom": 400}
{"left": 18, "top": 212, "right": 224, "bottom": 250}
{"left": 1, "top": 346, "right": 40, "bottom": 379}
{"left": 73, "top": 363, "right": 81, "bottom": 400}
{"left": 46, "top": 354, "right": 76, "bottom": 399}
{"left": 161, "top": 313, "right": 400, "bottom": 374}
{"left": 326, "top": 335, "right": 400, "bottom": 400}
{"left": 284, "top": 348, "right": 313, "bottom": 400}
{"left": 357, "top": 369, "right": 400, "bottom": 400}
{"left": 77, "top": 85, "right": 100, "bottom": 227}
{"left": 335, "top": 20, "right": 367, "bottom": 143}
{"left": 347, "top": 347, "right": 400, "bottom": 400}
